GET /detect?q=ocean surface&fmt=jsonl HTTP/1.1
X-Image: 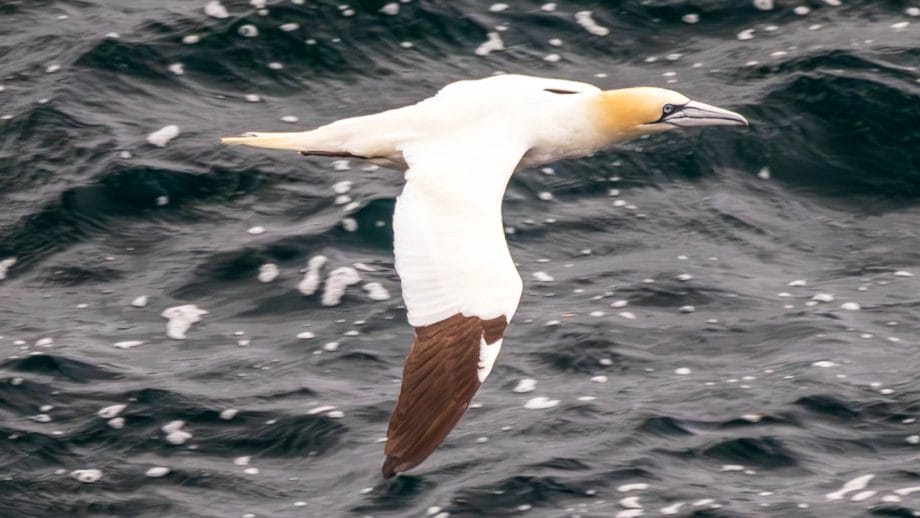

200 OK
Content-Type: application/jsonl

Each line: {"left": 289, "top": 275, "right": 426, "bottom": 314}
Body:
{"left": 1, "top": 1, "right": 919, "bottom": 516}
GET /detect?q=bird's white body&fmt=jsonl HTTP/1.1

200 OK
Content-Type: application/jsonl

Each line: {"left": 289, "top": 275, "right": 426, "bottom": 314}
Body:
{"left": 221, "top": 74, "right": 748, "bottom": 478}
{"left": 227, "top": 75, "right": 615, "bottom": 172}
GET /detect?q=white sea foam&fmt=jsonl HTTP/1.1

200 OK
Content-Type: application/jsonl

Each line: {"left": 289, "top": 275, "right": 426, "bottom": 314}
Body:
{"left": 70, "top": 469, "right": 102, "bottom": 483}
{"left": 257, "top": 263, "right": 279, "bottom": 283}
{"left": 380, "top": 3, "right": 399, "bottom": 15}
{"left": 146, "top": 466, "right": 170, "bottom": 477}
{"left": 0, "top": 257, "right": 17, "bottom": 280}
{"left": 298, "top": 255, "right": 327, "bottom": 295}
{"left": 850, "top": 490, "right": 876, "bottom": 502}
{"left": 533, "top": 271, "right": 554, "bottom": 282}
{"left": 513, "top": 378, "right": 536, "bottom": 393}
{"left": 166, "top": 429, "right": 192, "bottom": 445}
{"left": 661, "top": 502, "right": 684, "bottom": 515}
{"left": 204, "top": 0, "right": 229, "bottom": 18}
{"left": 98, "top": 404, "right": 126, "bottom": 419}
{"left": 620, "top": 496, "right": 642, "bottom": 508}
{"left": 894, "top": 486, "right": 920, "bottom": 496}
{"left": 147, "top": 125, "right": 180, "bottom": 147}
{"left": 575, "top": 11, "right": 610, "bottom": 36}
{"left": 524, "top": 396, "right": 559, "bottom": 409}
{"left": 321, "top": 267, "right": 361, "bottom": 306}
{"left": 308, "top": 405, "right": 337, "bottom": 415}
{"left": 475, "top": 32, "right": 504, "bottom": 56}
{"left": 161, "top": 420, "right": 185, "bottom": 434}
{"left": 332, "top": 180, "right": 352, "bottom": 194}
{"left": 238, "top": 25, "right": 259, "bottom": 37}
{"left": 617, "top": 483, "right": 648, "bottom": 492}
{"left": 341, "top": 218, "right": 358, "bottom": 232}
{"left": 363, "top": 282, "right": 390, "bottom": 301}
{"left": 161, "top": 304, "right": 208, "bottom": 340}
{"left": 113, "top": 340, "right": 144, "bottom": 349}
{"left": 826, "top": 473, "right": 874, "bottom": 500}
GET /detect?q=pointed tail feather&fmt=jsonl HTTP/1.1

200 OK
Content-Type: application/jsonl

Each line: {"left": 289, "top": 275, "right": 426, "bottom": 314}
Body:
{"left": 219, "top": 131, "right": 317, "bottom": 151}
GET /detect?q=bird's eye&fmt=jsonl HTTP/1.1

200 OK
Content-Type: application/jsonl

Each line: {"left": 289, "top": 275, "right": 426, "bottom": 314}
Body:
{"left": 662, "top": 103, "right": 675, "bottom": 115}
{"left": 544, "top": 88, "right": 580, "bottom": 94}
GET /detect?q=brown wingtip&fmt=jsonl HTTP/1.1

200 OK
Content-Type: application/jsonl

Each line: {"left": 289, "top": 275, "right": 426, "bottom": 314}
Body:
{"left": 381, "top": 314, "right": 510, "bottom": 479}
{"left": 382, "top": 454, "right": 423, "bottom": 478}
{"left": 382, "top": 456, "right": 400, "bottom": 478}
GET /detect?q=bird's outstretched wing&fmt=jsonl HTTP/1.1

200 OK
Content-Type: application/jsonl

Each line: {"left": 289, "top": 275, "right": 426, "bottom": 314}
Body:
{"left": 383, "top": 133, "right": 528, "bottom": 477}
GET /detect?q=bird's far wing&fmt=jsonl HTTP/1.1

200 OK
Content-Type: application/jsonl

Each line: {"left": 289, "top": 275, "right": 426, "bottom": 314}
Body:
{"left": 383, "top": 133, "right": 529, "bottom": 477}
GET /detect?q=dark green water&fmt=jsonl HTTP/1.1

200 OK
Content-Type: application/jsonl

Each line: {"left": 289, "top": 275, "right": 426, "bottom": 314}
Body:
{"left": 1, "top": 1, "right": 919, "bottom": 517}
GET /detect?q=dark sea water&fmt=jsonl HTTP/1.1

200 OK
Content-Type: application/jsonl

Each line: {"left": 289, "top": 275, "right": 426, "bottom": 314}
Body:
{"left": 2, "top": 1, "right": 920, "bottom": 516}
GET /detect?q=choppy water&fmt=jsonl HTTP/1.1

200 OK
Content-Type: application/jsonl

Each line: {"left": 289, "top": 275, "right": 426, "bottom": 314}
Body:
{"left": 2, "top": 1, "right": 920, "bottom": 516}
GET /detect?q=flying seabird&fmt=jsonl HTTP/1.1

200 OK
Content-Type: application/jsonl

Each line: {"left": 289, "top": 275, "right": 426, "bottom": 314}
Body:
{"left": 221, "top": 74, "right": 748, "bottom": 478}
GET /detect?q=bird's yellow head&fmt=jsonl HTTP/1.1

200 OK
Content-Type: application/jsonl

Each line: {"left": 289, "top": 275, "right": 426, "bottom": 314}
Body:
{"left": 593, "top": 87, "right": 748, "bottom": 142}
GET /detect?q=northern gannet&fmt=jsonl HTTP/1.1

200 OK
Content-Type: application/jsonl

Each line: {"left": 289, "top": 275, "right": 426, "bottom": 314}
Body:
{"left": 221, "top": 74, "right": 748, "bottom": 478}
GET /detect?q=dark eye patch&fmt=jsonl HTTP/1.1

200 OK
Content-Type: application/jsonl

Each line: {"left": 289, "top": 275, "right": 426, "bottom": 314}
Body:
{"left": 544, "top": 88, "right": 580, "bottom": 94}
{"left": 655, "top": 102, "right": 687, "bottom": 123}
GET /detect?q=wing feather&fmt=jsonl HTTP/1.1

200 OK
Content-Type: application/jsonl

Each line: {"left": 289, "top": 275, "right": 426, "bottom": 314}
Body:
{"left": 383, "top": 133, "right": 527, "bottom": 476}
{"left": 383, "top": 315, "right": 508, "bottom": 478}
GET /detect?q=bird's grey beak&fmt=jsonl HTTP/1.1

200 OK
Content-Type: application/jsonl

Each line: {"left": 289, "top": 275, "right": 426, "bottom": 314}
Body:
{"left": 663, "top": 100, "right": 749, "bottom": 127}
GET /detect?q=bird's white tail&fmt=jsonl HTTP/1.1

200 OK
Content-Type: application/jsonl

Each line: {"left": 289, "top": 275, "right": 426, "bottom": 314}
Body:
{"left": 222, "top": 106, "right": 413, "bottom": 160}
{"left": 220, "top": 131, "right": 318, "bottom": 152}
